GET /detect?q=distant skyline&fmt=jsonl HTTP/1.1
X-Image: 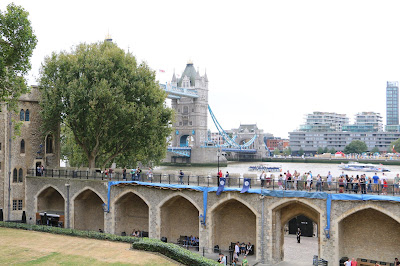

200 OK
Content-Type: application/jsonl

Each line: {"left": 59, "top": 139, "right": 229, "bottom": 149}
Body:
{"left": 3, "top": 0, "right": 400, "bottom": 138}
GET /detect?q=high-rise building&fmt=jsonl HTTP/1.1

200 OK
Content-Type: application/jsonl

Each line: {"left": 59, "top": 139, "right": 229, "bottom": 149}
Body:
{"left": 386, "top": 81, "right": 399, "bottom": 126}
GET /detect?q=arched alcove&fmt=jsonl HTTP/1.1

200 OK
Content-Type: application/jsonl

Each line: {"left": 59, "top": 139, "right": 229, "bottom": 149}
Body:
{"left": 160, "top": 195, "right": 199, "bottom": 243}
{"left": 338, "top": 208, "right": 400, "bottom": 262}
{"left": 211, "top": 199, "right": 257, "bottom": 253}
{"left": 73, "top": 189, "right": 104, "bottom": 231}
{"left": 114, "top": 192, "right": 149, "bottom": 236}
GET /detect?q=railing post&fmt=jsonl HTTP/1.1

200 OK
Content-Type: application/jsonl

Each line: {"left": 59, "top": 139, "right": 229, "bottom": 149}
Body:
{"left": 168, "top": 174, "right": 171, "bottom": 184}
{"left": 197, "top": 175, "right": 199, "bottom": 186}
{"left": 187, "top": 175, "right": 189, "bottom": 186}
{"left": 273, "top": 179, "right": 275, "bottom": 190}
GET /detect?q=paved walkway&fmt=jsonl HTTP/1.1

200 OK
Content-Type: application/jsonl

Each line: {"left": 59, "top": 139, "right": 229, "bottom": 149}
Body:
{"left": 200, "top": 235, "right": 318, "bottom": 265}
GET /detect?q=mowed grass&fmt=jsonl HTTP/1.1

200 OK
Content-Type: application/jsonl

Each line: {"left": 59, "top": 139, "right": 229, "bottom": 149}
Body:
{"left": 0, "top": 228, "right": 177, "bottom": 265}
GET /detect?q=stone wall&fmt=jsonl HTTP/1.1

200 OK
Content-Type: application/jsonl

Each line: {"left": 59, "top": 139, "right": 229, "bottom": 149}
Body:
{"left": 23, "top": 176, "right": 400, "bottom": 265}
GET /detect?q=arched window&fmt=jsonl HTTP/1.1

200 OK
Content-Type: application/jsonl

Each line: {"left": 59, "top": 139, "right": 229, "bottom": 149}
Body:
{"left": 18, "top": 168, "right": 23, "bottom": 182}
{"left": 46, "top": 135, "right": 53, "bottom": 154}
{"left": 25, "top": 109, "right": 30, "bottom": 121}
{"left": 20, "top": 139, "right": 25, "bottom": 154}
{"left": 13, "top": 168, "right": 18, "bottom": 182}
{"left": 20, "top": 110, "right": 25, "bottom": 121}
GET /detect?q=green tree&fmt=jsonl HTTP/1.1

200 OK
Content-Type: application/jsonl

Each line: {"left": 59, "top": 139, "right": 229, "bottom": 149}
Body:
{"left": 329, "top": 147, "right": 336, "bottom": 154}
{"left": 317, "top": 147, "right": 324, "bottom": 154}
{"left": 273, "top": 149, "right": 281, "bottom": 156}
{"left": 0, "top": 3, "right": 37, "bottom": 108}
{"left": 39, "top": 41, "right": 173, "bottom": 169}
{"left": 370, "top": 146, "right": 380, "bottom": 154}
{"left": 298, "top": 147, "right": 304, "bottom": 156}
{"left": 283, "top": 147, "right": 292, "bottom": 156}
{"left": 323, "top": 147, "right": 328, "bottom": 153}
{"left": 344, "top": 140, "right": 368, "bottom": 154}
{"left": 390, "top": 138, "right": 400, "bottom": 153}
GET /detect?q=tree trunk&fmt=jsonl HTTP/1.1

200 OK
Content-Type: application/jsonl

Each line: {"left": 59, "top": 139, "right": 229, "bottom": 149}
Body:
{"left": 88, "top": 155, "right": 96, "bottom": 169}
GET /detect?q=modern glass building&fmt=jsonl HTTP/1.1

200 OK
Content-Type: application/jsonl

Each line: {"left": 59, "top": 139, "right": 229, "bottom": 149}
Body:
{"left": 386, "top": 81, "right": 399, "bottom": 126}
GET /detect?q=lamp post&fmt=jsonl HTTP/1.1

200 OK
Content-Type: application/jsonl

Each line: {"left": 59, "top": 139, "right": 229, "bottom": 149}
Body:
{"left": 7, "top": 107, "right": 12, "bottom": 221}
{"left": 65, "top": 183, "right": 70, "bottom": 228}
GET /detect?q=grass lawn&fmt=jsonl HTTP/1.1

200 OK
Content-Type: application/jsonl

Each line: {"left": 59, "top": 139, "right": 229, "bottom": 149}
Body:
{"left": 0, "top": 228, "right": 177, "bottom": 265}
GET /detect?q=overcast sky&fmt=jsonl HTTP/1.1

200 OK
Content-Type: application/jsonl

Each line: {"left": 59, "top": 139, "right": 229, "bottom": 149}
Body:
{"left": 3, "top": 0, "right": 400, "bottom": 138}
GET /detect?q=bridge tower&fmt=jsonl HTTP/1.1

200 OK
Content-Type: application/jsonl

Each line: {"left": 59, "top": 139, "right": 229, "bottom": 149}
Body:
{"left": 170, "top": 61, "right": 208, "bottom": 148}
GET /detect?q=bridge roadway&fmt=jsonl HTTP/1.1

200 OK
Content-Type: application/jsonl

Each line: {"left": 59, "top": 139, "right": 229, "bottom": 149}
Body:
{"left": 24, "top": 170, "right": 400, "bottom": 265}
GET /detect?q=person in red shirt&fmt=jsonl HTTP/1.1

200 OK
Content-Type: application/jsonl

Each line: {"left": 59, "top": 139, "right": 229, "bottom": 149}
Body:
{"left": 218, "top": 170, "right": 223, "bottom": 178}
{"left": 351, "top": 258, "right": 358, "bottom": 266}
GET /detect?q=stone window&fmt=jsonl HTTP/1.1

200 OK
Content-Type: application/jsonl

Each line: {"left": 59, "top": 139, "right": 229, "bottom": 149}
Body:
{"left": 12, "top": 199, "right": 22, "bottom": 211}
{"left": 18, "top": 199, "right": 23, "bottom": 210}
{"left": 19, "top": 109, "right": 25, "bottom": 121}
{"left": 18, "top": 168, "right": 23, "bottom": 183}
{"left": 13, "top": 168, "right": 17, "bottom": 182}
{"left": 20, "top": 139, "right": 25, "bottom": 154}
{"left": 183, "top": 106, "right": 189, "bottom": 115}
{"left": 25, "top": 109, "right": 30, "bottom": 121}
{"left": 46, "top": 134, "right": 53, "bottom": 154}
{"left": 12, "top": 200, "right": 17, "bottom": 210}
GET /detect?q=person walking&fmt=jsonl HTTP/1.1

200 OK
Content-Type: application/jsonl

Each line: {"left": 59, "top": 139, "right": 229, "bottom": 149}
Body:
{"left": 316, "top": 174, "right": 323, "bottom": 192}
{"left": 296, "top": 227, "right": 301, "bottom": 243}
{"left": 179, "top": 170, "right": 184, "bottom": 185}
{"left": 260, "top": 171, "right": 266, "bottom": 188}
{"left": 373, "top": 173, "right": 380, "bottom": 193}
{"left": 327, "top": 171, "right": 333, "bottom": 191}
{"left": 147, "top": 167, "right": 153, "bottom": 182}
{"left": 122, "top": 168, "right": 127, "bottom": 180}
{"left": 395, "top": 174, "right": 400, "bottom": 195}
{"left": 360, "top": 174, "right": 366, "bottom": 194}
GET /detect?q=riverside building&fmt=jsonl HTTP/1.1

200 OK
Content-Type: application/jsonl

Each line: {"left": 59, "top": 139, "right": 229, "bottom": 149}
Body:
{"left": 289, "top": 111, "right": 398, "bottom": 154}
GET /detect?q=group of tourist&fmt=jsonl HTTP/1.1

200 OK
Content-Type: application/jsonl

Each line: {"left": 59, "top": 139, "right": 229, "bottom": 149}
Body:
{"left": 343, "top": 257, "right": 400, "bottom": 266}
{"left": 183, "top": 235, "right": 199, "bottom": 246}
{"left": 131, "top": 229, "right": 143, "bottom": 237}
{"left": 258, "top": 170, "right": 400, "bottom": 194}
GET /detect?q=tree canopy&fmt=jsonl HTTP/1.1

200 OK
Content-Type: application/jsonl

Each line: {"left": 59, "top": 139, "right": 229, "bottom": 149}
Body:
{"left": 390, "top": 138, "right": 400, "bottom": 153}
{"left": 39, "top": 41, "right": 173, "bottom": 168}
{"left": 344, "top": 140, "right": 368, "bottom": 154}
{"left": 0, "top": 3, "right": 37, "bottom": 107}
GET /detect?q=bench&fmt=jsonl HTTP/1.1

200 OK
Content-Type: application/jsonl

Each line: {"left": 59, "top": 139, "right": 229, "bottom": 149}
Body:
{"left": 356, "top": 258, "right": 394, "bottom": 266}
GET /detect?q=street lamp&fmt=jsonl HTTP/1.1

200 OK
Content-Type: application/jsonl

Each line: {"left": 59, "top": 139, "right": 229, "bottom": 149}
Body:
{"left": 217, "top": 147, "right": 221, "bottom": 174}
{"left": 65, "top": 183, "right": 70, "bottom": 228}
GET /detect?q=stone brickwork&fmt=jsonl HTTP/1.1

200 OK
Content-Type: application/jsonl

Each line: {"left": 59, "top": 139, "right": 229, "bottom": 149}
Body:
{"left": 0, "top": 86, "right": 60, "bottom": 221}
{"left": 24, "top": 176, "right": 400, "bottom": 265}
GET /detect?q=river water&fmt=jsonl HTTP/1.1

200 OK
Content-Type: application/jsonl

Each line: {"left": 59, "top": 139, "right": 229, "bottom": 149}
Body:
{"left": 157, "top": 161, "right": 400, "bottom": 179}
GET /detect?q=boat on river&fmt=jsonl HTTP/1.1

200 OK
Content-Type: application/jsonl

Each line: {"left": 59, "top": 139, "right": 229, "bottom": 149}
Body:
{"left": 339, "top": 162, "right": 390, "bottom": 172}
{"left": 248, "top": 165, "right": 282, "bottom": 172}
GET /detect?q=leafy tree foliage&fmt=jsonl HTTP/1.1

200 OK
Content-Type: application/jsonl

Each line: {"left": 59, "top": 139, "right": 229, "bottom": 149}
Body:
{"left": 39, "top": 41, "right": 173, "bottom": 168}
{"left": 0, "top": 3, "right": 37, "bottom": 108}
{"left": 283, "top": 147, "right": 292, "bottom": 156}
{"left": 298, "top": 147, "right": 304, "bottom": 156}
{"left": 344, "top": 140, "right": 368, "bottom": 154}
{"left": 370, "top": 146, "right": 380, "bottom": 154}
{"left": 390, "top": 138, "right": 400, "bottom": 153}
{"left": 317, "top": 147, "right": 324, "bottom": 154}
{"left": 329, "top": 147, "right": 336, "bottom": 154}
{"left": 273, "top": 148, "right": 281, "bottom": 155}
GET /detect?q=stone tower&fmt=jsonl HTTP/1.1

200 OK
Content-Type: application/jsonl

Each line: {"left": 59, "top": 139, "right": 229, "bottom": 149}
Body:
{"left": 171, "top": 61, "right": 209, "bottom": 148}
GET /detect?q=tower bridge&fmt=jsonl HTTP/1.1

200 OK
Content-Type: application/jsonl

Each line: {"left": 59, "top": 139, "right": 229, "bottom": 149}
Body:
{"left": 160, "top": 61, "right": 268, "bottom": 164}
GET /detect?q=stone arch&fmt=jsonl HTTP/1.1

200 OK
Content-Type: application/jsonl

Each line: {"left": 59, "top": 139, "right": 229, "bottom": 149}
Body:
{"left": 113, "top": 190, "right": 150, "bottom": 236}
{"left": 35, "top": 185, "right": 66, "bottom": 208}
{"left": 336, "top": 204, "right": 400, "bottom": 262}
{"left": 72, "top": 188, "right": 105, "bottom": 231}
{"left": 270, "top": 199, "right": 322, "bottom": 264}
{"left": 159, "top": 193, "right": 200, "bottom": 244}
{"left": 36, "top": 185, "right": 65, "bottom": 226}
{"left": 157, "top": 192, "right": 201, "bottom": 212}
{"left": 209, "top": 197, "right": 258, "bottom": 256}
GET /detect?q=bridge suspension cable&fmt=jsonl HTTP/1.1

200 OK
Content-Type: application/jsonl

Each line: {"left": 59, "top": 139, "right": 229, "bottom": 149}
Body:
{"left": 208, "top": 105, "right": 257, "bottom": 149}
